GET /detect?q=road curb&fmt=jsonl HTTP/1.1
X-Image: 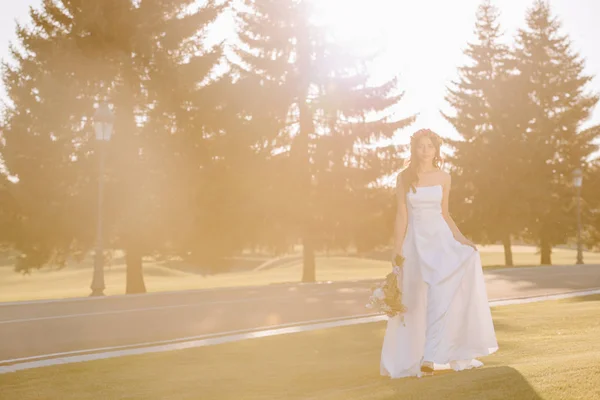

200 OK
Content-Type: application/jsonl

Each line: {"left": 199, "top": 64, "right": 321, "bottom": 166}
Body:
{"left": 1, "top": 287, "right": 599, "bottom": 374}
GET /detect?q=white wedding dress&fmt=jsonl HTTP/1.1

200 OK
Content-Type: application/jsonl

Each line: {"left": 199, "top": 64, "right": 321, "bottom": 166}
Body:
{"left": 380, "top": 185, "right": 498, "bottom": 378}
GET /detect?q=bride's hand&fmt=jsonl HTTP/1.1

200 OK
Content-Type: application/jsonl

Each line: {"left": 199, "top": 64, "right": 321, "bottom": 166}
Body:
{"left": 392, "top": 253, "right": 405, "bottom": 267}
{"left": 464, "top": 241, "right": 478, "bottom": 251}
{"left": 392, "top": 253, "right": 405, "bottom": 277}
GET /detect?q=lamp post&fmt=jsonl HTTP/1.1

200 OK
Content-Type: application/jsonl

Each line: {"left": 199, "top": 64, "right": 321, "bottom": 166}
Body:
{"left": 573, "top": 168, "right": 584, "bottom": 265}
{"left": 90, "top": 102, "right": 114, "bottom": 296}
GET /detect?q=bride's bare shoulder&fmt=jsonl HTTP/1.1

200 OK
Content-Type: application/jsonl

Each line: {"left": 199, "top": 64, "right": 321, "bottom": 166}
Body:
{"left": 396, "top": 169, "right": 408, "bottom": 184}
{"left": 439, "top": 170, "right": 451, "bottom": 186}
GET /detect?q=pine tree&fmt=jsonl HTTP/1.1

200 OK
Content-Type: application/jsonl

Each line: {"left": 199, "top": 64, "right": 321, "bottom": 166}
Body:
{"left": 443, "top": 0, "right": 527, "bottom": 266}
{"left": 1, "top": 1, "right": 227, "bottom": 290}
{"left": 234, "top": 0, "right": 412, "bottom": 281}
{"left": 311, "top": 50, "right": 412, "bottom": 255}
{"left": 0, "top": 0, "right": 97, "bottom": 271}
{"left": 513, "top": 0, "right": 599, "bottom": 264}
{"left": 118, "top": 1, "right": 229, "bottom": 283}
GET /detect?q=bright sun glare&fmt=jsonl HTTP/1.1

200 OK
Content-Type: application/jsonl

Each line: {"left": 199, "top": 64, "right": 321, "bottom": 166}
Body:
{"left": 210, "top": 0, "right": 599, "bottom": 146}
{"left": 315, "top": 0, "right": 476, "bottom": 143}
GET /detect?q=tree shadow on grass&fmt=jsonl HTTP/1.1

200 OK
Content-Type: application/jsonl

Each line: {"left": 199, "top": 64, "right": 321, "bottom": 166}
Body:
{"left": 383, "top": 366, "right": 543, "bottom": 400}
{"left": 301, "top": 366, "right": 542, "bottom": 400}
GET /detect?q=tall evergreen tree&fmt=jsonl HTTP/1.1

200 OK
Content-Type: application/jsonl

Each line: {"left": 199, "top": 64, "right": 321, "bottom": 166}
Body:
{"left": 443, "top": 0, "right": 527, "bottom": 266}
{"left": 311, "top": 54, "right": 411, "bottom": 255}
{"left": 1, "top": 0, "right": 96, "bottom": 271}
{"left": 513, "top": 0, "right": 599, "bottom": 264}
{"left": 234, "top": 0, "right": 412, "bottom": 281}
{"left": 121, "top": 1, "right": 230, "bottom": 280}
{"left": 1, "top": 1, "right": 227, "bottom": 291}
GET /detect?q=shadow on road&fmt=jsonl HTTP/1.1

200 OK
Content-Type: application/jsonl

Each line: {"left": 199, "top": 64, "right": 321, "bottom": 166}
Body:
{"left": 485, "top": 264, "right": 600, "bottom": 295}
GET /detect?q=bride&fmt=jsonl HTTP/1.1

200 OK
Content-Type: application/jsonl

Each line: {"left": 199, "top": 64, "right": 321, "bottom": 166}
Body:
{"left": 380, "top": 128, "right": 498, "bottom": 378}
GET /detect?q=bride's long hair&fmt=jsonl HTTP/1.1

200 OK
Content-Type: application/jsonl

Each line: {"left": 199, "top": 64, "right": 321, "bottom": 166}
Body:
{"left": 401, "top": 129, "right": 444, "bottom": 194}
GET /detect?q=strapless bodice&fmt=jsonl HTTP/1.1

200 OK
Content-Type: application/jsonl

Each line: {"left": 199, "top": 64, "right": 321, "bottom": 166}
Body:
{"left": 406, "top": 185, "right": 443, "bottom": 222}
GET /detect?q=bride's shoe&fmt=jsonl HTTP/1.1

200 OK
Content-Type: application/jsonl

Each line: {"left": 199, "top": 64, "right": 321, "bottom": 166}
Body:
{"left": 420, "top": 360, "right": 434, "bottom": 376}
{"left": 450, "top": 359, "right": 484, "bottom": 371}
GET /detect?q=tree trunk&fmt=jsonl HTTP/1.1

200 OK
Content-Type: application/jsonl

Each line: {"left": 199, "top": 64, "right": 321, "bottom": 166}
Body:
{"left": 117, "top": 55, "right": 146, "bottom": 295}
{"left": 297, "top": 21, "right": 316, "bottom": 283}
{"left": 502, "top": 233, "right": 514, "bottom": 267}
{"left": 126, "top": 247, "right": 146, "bottom": 294}
{"left": 298, "top": 102, "right": 315, "bottom": 283}
{"left": 540, "top": 237, "right": 552, "bottom": 265}
{"left": 301, "top": 226, "right": 316, "bottom": 282}
{"left": 299, "top": 103, "right": 316, "bottom": 283}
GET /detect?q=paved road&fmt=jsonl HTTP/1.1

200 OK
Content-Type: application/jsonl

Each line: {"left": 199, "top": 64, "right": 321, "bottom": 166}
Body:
{"left": 1, "top": 264, "right": 599, "bottom": 362}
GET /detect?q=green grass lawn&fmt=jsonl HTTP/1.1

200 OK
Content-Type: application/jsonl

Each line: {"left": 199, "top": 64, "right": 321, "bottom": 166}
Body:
{"left": 476, "top": 245, "right": 600, "bottom": 268}
{"left": 0, "top": 245, "right": 598, "bottom": 303}
{"left": 1, "top": 295, "right": 599, "bottom": 399}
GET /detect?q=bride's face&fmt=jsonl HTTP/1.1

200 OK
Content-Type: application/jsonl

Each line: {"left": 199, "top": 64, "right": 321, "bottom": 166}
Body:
{"left": 415, "top": 136, "right": 436, "bottom": 165}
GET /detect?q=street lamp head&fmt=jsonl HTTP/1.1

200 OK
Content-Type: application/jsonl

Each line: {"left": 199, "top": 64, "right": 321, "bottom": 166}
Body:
{"left": 93, "top": 102, "right": 115, "bottom": 141}
{"left": 573, "top": 168, "right": 583, "bottom": 188}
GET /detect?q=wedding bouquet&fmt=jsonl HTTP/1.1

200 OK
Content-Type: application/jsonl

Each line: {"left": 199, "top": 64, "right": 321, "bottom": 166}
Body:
{"left": 366, "top": 254, "right": 407, "bottom": 320}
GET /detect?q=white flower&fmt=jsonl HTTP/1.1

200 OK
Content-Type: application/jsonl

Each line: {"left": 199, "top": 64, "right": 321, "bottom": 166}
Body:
{"left": 373, "top": 288, "right": 385, "bottom": 300}
{"left": 392, "top": 266, "right": 402, "bottom": 276}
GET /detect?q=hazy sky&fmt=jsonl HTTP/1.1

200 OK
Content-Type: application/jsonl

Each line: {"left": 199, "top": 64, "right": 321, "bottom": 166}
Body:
{"left": 1, "top": 0, "right": 599, "bottom": 146}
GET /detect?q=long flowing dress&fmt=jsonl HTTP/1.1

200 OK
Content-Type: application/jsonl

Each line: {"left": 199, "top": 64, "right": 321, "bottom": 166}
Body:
{"left": 380, "top": 184, "right": 498, "bottom": 378}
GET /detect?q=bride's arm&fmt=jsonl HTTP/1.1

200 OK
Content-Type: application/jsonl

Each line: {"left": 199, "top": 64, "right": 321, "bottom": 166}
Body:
{"left": 392, "top": 173, "right": 409, "bottom": 261}
{"left": 441, "top": 173, "right": 476, "bottom": 249}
